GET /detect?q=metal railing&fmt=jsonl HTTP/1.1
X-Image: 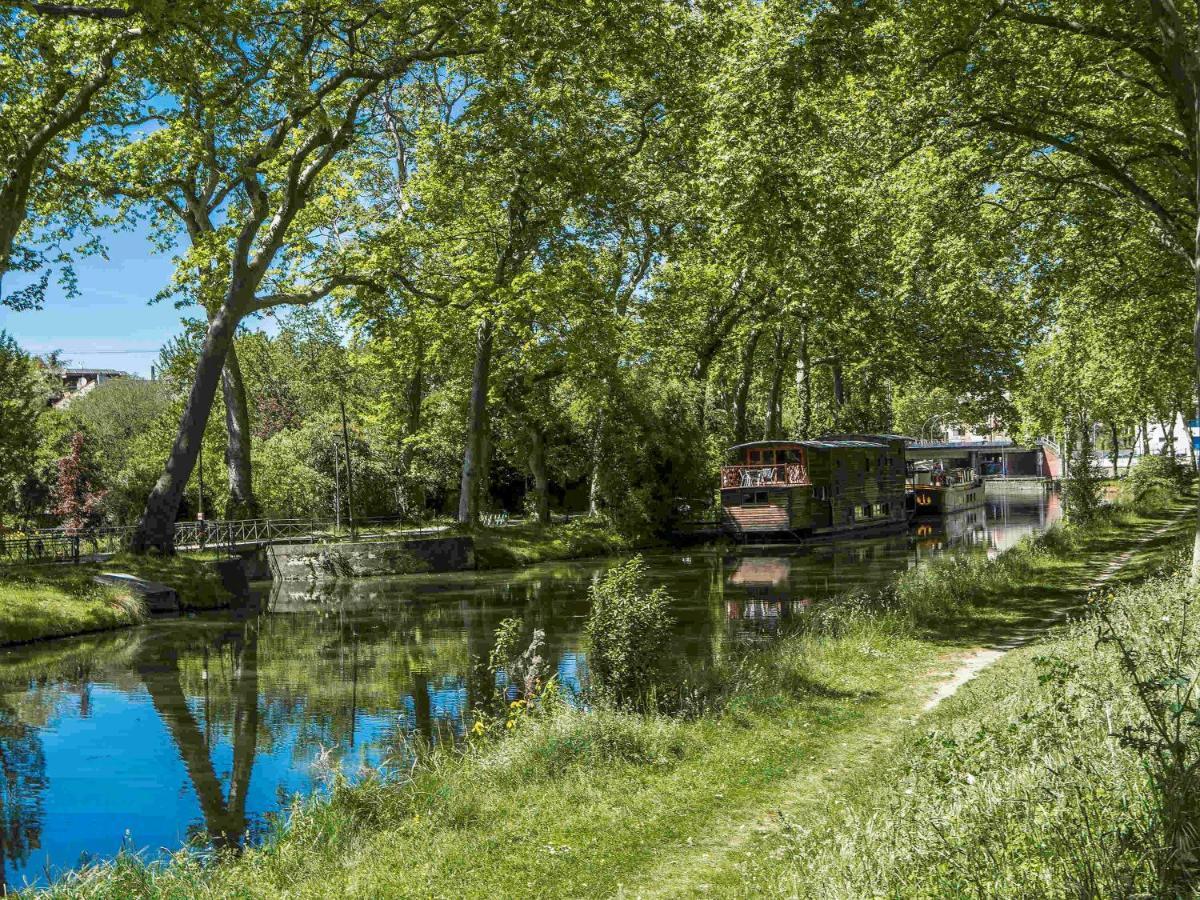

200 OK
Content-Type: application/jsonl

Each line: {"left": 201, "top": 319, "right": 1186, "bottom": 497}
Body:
{"left": 0, "top": 515, "right": 451, "bottom": 566}
{"left": 0, "top": 525, "right": 138, "bottom": 565}
{"left": 720, "top": 464, "right": 808, "bottom": 489}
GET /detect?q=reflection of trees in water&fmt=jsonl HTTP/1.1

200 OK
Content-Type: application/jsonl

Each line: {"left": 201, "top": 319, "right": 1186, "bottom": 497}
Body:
{"left": 0, "top": 704, "right": 47, "bottom": 894}
{"left": 135, "top": 621, "right": 260, "bottom": 849}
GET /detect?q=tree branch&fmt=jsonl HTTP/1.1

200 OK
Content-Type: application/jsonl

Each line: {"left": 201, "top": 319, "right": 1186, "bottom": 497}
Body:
{"left": 253, "top": 273, "right": 380, "bottom": 311}
{"left": 17, "top": 2, "right": 135, "bottom": 19}
{"left": 980, "top": 115, "right": 1190, "bottom": 251}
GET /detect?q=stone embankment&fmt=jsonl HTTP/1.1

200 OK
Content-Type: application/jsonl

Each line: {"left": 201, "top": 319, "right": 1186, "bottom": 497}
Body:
{"left": 266, "top": 535, "right": 475, "bottom": 581}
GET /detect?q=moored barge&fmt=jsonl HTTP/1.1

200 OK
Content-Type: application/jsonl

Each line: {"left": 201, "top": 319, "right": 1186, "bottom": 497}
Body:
{"left": 719, "top": 435, "right": 910, "bottom": 538}
{"left": 908, "top": 466, "right": 985, "bottom": 516}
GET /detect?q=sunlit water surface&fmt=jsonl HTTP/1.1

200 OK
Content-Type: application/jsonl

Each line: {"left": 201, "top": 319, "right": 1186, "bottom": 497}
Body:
{"left": 0, "top": 485, "right": 1060, "bottom": 889}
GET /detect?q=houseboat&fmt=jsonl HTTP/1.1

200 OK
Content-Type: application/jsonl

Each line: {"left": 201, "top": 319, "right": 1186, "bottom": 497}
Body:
{"left": 720, "top": 436, "right": 910, "bottom": 538}
{"left": 908, "top": 465, "right": 985, "bottom": 516}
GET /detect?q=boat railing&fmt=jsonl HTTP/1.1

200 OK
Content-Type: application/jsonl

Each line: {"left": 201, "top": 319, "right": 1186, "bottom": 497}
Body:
{"left": 720, "top": 464, "right": 808, "bottom": 489}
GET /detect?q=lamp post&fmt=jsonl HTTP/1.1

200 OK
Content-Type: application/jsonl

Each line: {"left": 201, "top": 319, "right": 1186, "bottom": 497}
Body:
{"left": 340, "top": 394, "right": 356, "bottom": 540}
{"left": 923, "top": 415, "right": 943, "bottom": 443}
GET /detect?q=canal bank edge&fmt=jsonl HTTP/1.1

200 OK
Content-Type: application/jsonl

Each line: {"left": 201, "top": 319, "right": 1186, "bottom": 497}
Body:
{"left": 0, "top": 520, "right": 638, "bottom": 647}
{"left": 0, "top": 554, "right": 236, "bottom": 648}
{"left": 266, "top": 535, "right": 475, "bottom": 580}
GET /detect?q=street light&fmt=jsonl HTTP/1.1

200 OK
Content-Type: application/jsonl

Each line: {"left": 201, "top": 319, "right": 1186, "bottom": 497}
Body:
{"left": 922, "top": 414, "right": 944, "bottom": 443}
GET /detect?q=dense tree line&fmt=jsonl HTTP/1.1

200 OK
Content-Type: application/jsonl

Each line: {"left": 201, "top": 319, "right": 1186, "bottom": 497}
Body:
{"left": 0, "top": 1, "right": 1197, "bottom": 552}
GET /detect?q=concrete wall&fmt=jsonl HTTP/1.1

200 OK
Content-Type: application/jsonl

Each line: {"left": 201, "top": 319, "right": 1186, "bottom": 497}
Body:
{"left": 267, "top": 536, "right": 475, "bottom": 582}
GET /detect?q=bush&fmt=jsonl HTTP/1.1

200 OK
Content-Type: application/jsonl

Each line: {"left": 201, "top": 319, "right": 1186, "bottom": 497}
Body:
{"left": 585, "top": 556, "right": 676, "bottom": 710}
{"left": 1123, "top": 454, "right": 1192, "bottom": 507}
{"left": 1063, "top": 445, "right": 1104, "bottom": 524}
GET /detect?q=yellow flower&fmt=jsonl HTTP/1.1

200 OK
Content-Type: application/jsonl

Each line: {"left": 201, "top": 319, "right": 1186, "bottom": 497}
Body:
{"left": 472, "top": 720, "right": 485, "bottom": 736}
{"left": 506, "top": 720, "right": 515, "bottom": 729}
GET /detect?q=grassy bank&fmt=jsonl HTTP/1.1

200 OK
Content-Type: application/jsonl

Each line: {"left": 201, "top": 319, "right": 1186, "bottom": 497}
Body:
{"left": 0, "top": 553, "right": 232, "bottom": 647}
{"left": 728, "top": 553, "right": 1199, "bottom": 897}
{"left": 472, "top": 518, "right": 645, "bottom": 569}
{"left": 34, "top": 492, "right": 1192, "bottom": 898}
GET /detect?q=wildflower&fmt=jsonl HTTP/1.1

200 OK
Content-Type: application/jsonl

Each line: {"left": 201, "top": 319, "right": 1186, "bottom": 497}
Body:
{"left": 506, "top": 719, "right": 515, "bottom": 729}
{"left": 471, "top": 720, "right": 485, "bottom": 736}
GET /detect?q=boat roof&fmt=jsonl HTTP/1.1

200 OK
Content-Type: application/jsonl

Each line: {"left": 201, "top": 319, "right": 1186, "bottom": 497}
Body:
{"left": 822, "top": 433, "right": 916, "bottom": 443}
{"left": 726, "top": 438, "right": 891, "bottom": 451}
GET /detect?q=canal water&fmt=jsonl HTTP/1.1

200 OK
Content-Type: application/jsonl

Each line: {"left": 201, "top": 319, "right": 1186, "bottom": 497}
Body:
{"left": 0, "top": 485, "right": 1060, "bottom": 890}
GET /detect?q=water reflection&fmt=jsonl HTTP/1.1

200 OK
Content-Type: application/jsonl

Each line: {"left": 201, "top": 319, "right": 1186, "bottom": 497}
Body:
{"left": 0, "top": 484, "right": 1060, "bottom": 889}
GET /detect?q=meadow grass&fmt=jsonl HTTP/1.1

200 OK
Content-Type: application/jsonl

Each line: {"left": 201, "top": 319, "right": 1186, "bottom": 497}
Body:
{"left": 0, "top": 552, "right": 232, "bottom": 647}
{"left": 26, "top": 491, "right": 1195, "bottom": 897}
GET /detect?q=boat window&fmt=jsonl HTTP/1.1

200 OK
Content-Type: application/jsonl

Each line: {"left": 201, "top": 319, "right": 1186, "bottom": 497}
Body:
{"left": 756, "top": 491, "right": 768, "bottom": 504}
{"left": 761, "top": 449, "right": 775, "bottom": 464}
{"left": 748, "top": 449, "right": 761, "bottom": 464}
{"left": 783, "top": 449, "right": 801, "bottom": 463}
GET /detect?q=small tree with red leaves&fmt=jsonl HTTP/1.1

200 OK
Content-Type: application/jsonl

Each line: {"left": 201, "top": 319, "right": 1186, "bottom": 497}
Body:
{"left": 53, "top": 431, "right": 106, "bottom": 533}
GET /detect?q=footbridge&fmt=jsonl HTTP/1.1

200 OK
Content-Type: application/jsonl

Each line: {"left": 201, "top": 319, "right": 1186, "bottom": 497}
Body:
{"left": 907, "top": 438, "right": 1062, "bottom": 481}
{"left": 0, "top": 516, "right": 448, "bottom": 566}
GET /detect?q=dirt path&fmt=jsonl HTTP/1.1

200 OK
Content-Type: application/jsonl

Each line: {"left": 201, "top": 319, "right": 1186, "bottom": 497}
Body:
{"left": 922, "top": 514, "right": 1181, "bottom": 712}
{"left": 620, "top": 512, "right": 1187, "bottom": 899}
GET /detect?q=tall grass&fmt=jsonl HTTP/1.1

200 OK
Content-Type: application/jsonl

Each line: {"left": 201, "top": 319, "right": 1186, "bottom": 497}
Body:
{"left": 752, "top": 556, "right": 1200, "bottom": 898}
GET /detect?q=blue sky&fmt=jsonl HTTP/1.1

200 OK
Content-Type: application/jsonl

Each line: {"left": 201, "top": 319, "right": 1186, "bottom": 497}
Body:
{"left": 0, "top": 225, "right": 199, "bottom": 377}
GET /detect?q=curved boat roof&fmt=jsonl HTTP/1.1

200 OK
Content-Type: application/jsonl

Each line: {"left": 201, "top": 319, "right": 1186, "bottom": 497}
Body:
{"left": 726, "top": 438, "right": 894, "bottom": 451}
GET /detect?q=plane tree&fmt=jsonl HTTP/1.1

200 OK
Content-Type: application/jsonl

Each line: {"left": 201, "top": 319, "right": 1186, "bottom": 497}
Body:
{"left": 76, "top": 0, "right": 493, "bottom": 552}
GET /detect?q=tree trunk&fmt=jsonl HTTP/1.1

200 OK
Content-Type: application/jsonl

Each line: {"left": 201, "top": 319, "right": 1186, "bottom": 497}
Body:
{"left": 831, "top": 360, "right": 846, "bottom": 428}
{"left": 1186, "top": 407, "right": 1197, "bottom": 473}
{"left": 480, "top": 416, "right": 492, "bottom": 515}
{"left": 1141, "top": 417, "right": 1151, "bottom": 455}
{"left": 1109, "top": 420, "right": 1120, "bottom": 478}
{"left": 796, "top": 324, "right": 811, "bottom": 439}
{"left": 457, "top": 318, "right": 494, "bottom": 525}
{"left": 133, "top": 304, "right": 239, "bottom": 553}
{"left": 400, "top": 355, "right": 424, "bottom": 516}
{"left": 1191, "top": 261, "right": 1200, "bottom": 582}
{"left": 340, "top": 395, "right": 356, "bottom": 538}
{"left": 1162, "top": 415, "right": 1176, "bottom": 455}
{"left": 763, "top": 330, "right": 787, "bottom": 440}
{"left": 589, "top": 411, "right": 603, "bottom": 516}
{"left": 222, "top": 344, "right": 259, "bottom": 521}
{"left": 528, "top": 425, "right": 550, "bottom": 525}
{"left": 732, "top": 327, "right": 761, "bottom": 445}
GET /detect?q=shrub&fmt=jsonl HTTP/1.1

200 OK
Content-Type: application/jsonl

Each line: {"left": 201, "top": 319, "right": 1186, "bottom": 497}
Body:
{"left": 1124, "top": 453, "right": 1192, "bottom": 507}
{"left": 585, "top": 555, "right": 676, "bottom": 710}
{"left": 1063, "top": 444, "right": 1104, "bottom": 524}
